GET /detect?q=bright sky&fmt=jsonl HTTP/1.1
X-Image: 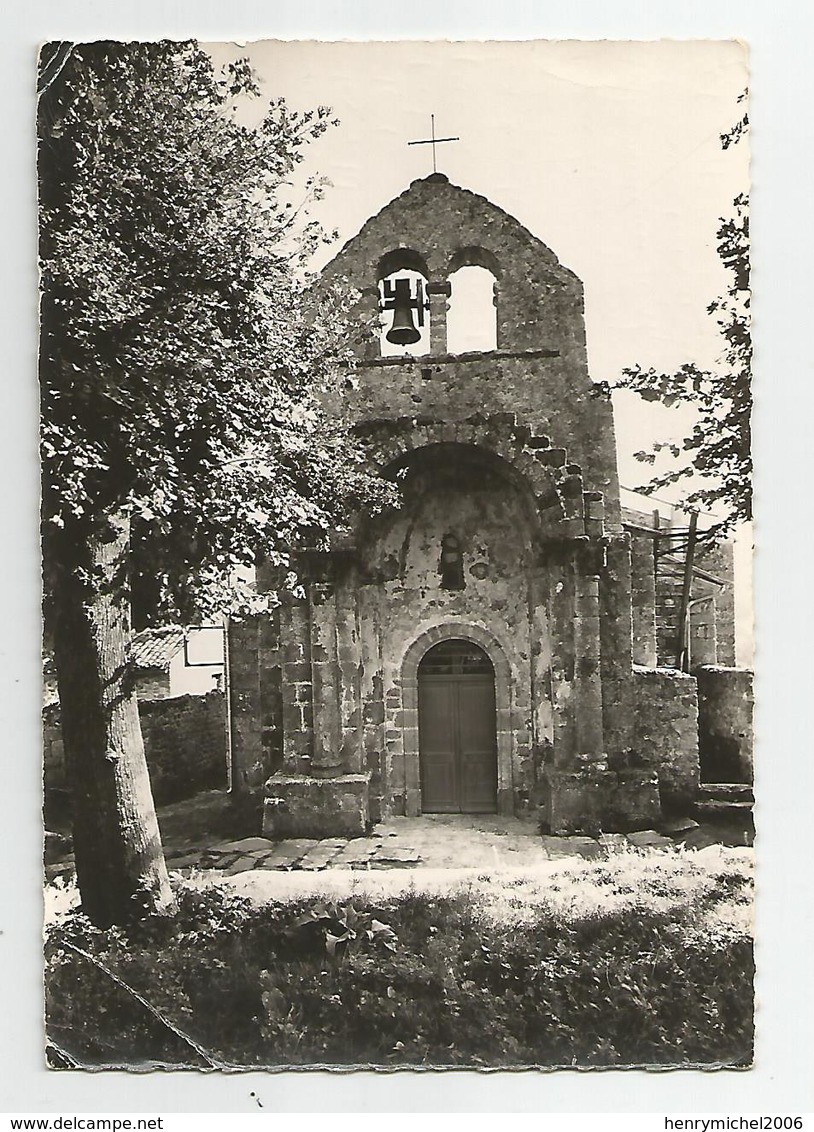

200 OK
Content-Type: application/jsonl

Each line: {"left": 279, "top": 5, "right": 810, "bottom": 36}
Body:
{"left": 208, "top": 38, "right": 748, "bottom": 496}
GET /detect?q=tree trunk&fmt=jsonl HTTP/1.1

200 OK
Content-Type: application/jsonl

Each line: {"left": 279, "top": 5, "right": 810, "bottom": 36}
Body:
{"left": 46, "top": 510, "right": 175, "bottom": 927}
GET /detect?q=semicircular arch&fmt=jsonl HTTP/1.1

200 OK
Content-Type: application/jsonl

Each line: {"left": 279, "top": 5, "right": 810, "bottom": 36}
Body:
{"left": 448, "top": 244, "right": 502, "bottom": 279}
{"left": 364, "top": 424, "right": 577, "bottom": 534}
{"left": 399, "top": 619, "right": 515, "bottom": 817}
{"left": 377, "top": 247, "right": 429, "bottom": 281}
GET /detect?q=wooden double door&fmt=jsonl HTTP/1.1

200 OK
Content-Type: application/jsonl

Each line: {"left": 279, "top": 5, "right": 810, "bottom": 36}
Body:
{"left": 417, "top": 640, "right": 498, "bottom": 814}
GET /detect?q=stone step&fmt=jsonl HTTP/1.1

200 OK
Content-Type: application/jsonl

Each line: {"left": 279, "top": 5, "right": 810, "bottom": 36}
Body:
{"left": 697, "top": 783, "right": 756, "bottom": 819}
{"left": 697, "top": 783, "right": 754, "bottom": 804}
{"left": 210, "top": 836, "right": 276, "bottom": 853}
{"left": 373, "top": 847, "right": 421, "bottom": 864}
{"left": 695, "top": 800, "right": 754, "bottom": 817}
{"left": 658, "top": 816, "right": 700, "bottom": 835}
{"left": 694, "top": 784, "right": 755, "bottom": 821}
{"left": 626, "top": 829, "right": 675, "bottom": 850}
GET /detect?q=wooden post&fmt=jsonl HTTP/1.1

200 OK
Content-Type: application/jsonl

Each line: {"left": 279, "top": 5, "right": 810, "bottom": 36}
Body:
{"left": 675, "top": 511, "right": 698, "bottom": 671}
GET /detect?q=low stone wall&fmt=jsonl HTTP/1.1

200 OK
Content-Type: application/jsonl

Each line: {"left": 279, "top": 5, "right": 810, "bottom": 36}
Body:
{"left": 139, "top": 692, "right": 228, "bottom": 804}
{"left": 632, "top": 666, "right": 699, "bottom": 809}
{"left": 696, "top": 666, "right": 754, "bottom": 784}
{"left": 44, "top": 691, "right": 228, "bottom": 809}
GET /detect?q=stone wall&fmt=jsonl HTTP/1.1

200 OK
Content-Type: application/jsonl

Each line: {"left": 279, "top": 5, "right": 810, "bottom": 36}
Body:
{"left": 321, "top": 174, "right": 589, "bottom": 365}
{"left": 631, "top": 666, "right": 699, "bottom": 809}
{"left": 358, "top": 448, "right": 541, "bottom": 816}
{"left": 44, "top": 692, "right": 228, "bottom": 808}
{"left": 689, "top": 598, "right": 718, "bottom": 668}
{"left": 621, "top": 506, "right": 737, "bottom": 669}
{"left": 696, "top": 666, "right": 754, "bottom": 783}
{"left": 629, "top": 532, "right": 657, "bottom": 666}
{"left": 327, "top": 355, "right": 622, "bottom": 529}
{"left": 138, "top": 692, "right": 228, "bottom": 804}
{"left": 226, "top": 616, "right": 267, "bottom": 794}
{"left": 231, "top": 442, "right": 659, "bottom": 833}
{"left": 697, "top": 543, "right": 737, "bottom": 666}
{"left": 134, "top": 668, "right": 171, "bottom": 701}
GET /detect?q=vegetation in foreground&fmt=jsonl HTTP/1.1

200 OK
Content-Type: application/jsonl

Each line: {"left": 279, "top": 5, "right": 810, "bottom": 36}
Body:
{"left": 45, "top": 850, "right": 754, "bottom": 1070}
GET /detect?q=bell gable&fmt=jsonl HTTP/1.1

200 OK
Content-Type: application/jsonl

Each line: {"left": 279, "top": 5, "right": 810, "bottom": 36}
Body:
{"left": 321, "top": 173, "right": 588, "bottom": 363}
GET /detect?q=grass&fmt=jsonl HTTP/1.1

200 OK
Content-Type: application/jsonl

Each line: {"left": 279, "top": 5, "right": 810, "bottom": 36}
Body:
{"left": 44, "top": 847, "right": 754, "bottom": 1070}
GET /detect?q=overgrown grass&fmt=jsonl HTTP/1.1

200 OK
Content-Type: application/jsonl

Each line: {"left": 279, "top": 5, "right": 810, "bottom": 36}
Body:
{"left": 44, "top": 849, "right": 754, "bottom": 1070}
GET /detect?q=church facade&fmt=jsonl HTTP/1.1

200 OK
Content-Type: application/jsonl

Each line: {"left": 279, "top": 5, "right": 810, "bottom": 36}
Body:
{"left": 227, "top": 173, "right": 705, "bottom": 837}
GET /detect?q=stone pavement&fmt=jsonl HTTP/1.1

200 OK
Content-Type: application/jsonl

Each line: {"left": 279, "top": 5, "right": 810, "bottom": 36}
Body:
{"left": 158, "top": 811, "right": 744, "bottom": 877}
{"left": 45, "top": 806, "right": 752, "bottom": 882}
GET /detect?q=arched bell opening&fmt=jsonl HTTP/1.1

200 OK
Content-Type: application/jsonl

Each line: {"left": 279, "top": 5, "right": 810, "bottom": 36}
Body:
{"left": 446, "top": 264, "right": 498, "bottom": 353}
{"left": 446, "top": 246, "right": 501, "bottom": 353}
{"left": 377, "top": 249, "right": 431, "bottom": 358}
{"left": 417, "top": 639, "right": 498, "bottom": 813}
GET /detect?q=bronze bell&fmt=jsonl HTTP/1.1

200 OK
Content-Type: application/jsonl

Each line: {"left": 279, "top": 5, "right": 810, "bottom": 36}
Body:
{"left": 381, "top": 277, "right": 426, "bottom": 345}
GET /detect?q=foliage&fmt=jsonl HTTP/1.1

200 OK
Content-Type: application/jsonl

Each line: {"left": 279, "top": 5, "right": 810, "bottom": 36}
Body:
{"left": 45, "top": 854, "right": 754, "bottom": 1069}
{"left": 291, "top": 900, "right": 398, "bottom": 958}
{"left": 38, "top": 40, "right": 395, "bottom": 625}
{"left": 617, "top": 97, "right": 751, "bottom": 536}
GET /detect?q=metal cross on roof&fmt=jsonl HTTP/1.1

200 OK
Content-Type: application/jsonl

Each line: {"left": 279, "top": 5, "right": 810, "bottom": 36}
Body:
{"left": 407, "top": 114, "right": 459, "bottom": 174}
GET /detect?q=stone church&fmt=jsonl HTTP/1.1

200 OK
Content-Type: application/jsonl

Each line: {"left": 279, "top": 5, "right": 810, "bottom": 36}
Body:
{"left": 227, "top": 172, "right": 718, "bottom": 838}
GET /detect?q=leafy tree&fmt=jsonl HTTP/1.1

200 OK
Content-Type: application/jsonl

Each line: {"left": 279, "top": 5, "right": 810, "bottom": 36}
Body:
{"left": 617, "top": 100, "right": 751, "bottom": 537}
{"left": 38, "top": 41, "right": 393, "bottom": 926}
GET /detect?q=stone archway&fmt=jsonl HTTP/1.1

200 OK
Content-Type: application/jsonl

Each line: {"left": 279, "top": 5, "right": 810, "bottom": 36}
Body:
{"left": 400, "top": 621, "right": 515, "bottom": 817}
{"left": 418, "top": 639, "right": 497, "bottom": 813}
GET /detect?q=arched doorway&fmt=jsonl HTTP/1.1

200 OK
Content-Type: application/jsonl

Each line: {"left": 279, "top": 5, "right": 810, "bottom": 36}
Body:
{"left": 417, "top": 639, "right": 497, "bottom": 813}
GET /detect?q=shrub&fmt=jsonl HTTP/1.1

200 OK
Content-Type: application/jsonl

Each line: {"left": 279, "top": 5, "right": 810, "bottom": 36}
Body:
{"left": 44, "top": 855, "right": 754, "bottom": 1069}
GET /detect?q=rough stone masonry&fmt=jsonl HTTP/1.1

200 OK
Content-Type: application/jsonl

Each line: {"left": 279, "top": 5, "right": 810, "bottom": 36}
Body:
{"left": 227, "top": 173, "right": 735, "bottom": 838}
